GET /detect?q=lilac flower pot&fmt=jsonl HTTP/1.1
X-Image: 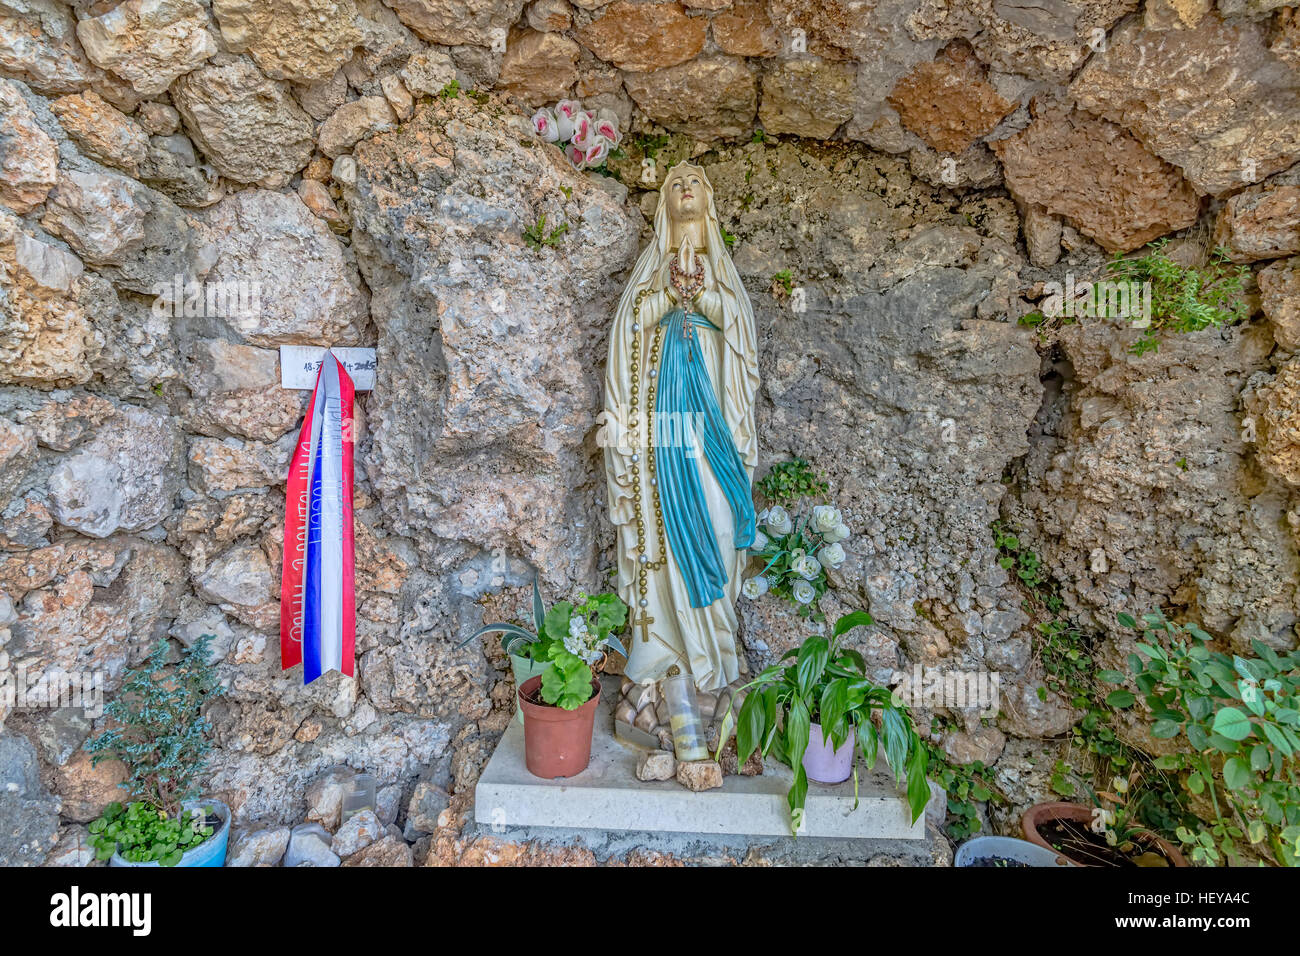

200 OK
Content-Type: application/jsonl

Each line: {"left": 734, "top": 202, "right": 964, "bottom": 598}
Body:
{"left": 802, "top": 723, "right": 854, "bottom": 783}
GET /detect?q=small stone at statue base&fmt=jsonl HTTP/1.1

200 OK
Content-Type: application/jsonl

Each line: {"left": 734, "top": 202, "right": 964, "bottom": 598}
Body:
{"left": 636, "top": 751, "right": 676, "bottom": 782}
{"left": 676, "top": 759, "right": 723, "bottom": 792}
{"left": 717, "top": 737, "right": 763, "bottom": 776}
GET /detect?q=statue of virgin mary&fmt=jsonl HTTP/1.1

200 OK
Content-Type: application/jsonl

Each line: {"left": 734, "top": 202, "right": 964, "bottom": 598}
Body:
{"left": 603, "top": 163, "right": 759, "bottom": 696}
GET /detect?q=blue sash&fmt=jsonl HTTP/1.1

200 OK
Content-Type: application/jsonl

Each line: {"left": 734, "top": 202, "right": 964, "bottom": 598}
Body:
{"left": 655, "top": 307, "right": 755, "bottom": 608}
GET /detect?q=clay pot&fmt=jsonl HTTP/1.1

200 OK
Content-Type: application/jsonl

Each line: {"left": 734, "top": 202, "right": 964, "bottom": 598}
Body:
{"left": 802, "top": 722, "right": 854, "bottom": 784}
{"left": 519, "top": 674, "right": 601, "bottom": 779}
{"left": 1021, "top": 801, "right": 1188, "bottom": 867}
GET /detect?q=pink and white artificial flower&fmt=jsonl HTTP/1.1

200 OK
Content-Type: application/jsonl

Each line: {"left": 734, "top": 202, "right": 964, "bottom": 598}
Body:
{"left": 594, "top": 110, "right": 621, "bottom": 147}
{"left": 530, "top": 107, "right": 560, "bottom": 143}
{"left": 569, "top": 110, "right": 595, "bottom": 150}
{"left": 584, "top": 137, "right": 610, "bottom": 167}
{"left": 555, "top": 99, "right": 581, "bottom": 141}
{"left": 564, "top": 142, "right": 587, "bottom": 169}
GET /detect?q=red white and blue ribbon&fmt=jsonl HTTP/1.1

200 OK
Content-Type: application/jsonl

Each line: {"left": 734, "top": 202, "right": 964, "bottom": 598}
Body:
{"left": 281, "top": 352, "right": 356, "bottom": 684}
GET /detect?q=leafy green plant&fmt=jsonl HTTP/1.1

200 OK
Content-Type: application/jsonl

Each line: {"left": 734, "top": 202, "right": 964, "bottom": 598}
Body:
{"left": 1104, "top": 610, "right": 1300, "bottom": 866}
{"left": 716, "top": 612, "right": 930, "bottom": 835}
{"left": 461, "top": 583, "right": 627, "bottom": 710}
{"left": 770, "top": 269, "right": 794, "bottom": 298}
{"left": 751, "top": 128, "right": 770, "bottom": 144}
{"left": 634, "top": 132, "right": 671, "bottom": 159}
{"left": 87, "top": 800, "right": 216, "bottom": 866}
{"left": 523, "top": 213, "right": 569, "bottom": 250}
{"left": 757, "top": 458, "right": 828, "bottom": 505}
{"left": 925, "top": 726, "right": 1004, "bottom": 840}
{"left": 85, "top": 635, "right": 221, "bottom": 815}
{"left": 1102, "top": 240, "right": 1249, "bottom": 355}
{"left": 438, "top": 79, "right": 461, "bottom": 99}
{"left": 720, "top": 224, "right": 736, "bottom": 250}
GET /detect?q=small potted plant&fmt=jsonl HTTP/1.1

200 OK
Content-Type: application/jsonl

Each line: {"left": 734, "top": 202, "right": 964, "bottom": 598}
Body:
{"left": 717, "top": 611, "right": 931, "bottom": 834}
{"left": 468, "top": 587, "right": 628, "bottom": 777}
{"left": 85, "top": 635, "right": 230, "bottom": 867}
{"left": 462, "top": 580, "right": 628, "bottom": 730}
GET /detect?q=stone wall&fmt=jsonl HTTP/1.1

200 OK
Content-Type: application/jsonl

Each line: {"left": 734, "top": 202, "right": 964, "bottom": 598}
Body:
{"left": 1, "top": 0, "right": 1298, "bottom": 865}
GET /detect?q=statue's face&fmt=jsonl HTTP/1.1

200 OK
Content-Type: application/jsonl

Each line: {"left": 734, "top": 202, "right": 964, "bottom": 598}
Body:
{"left": 665, "top": 171, "right": 706, "bottom": 224}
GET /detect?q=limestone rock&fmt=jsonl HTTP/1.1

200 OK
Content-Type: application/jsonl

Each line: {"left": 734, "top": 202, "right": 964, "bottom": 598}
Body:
{"left": 182, "top": 340, "right": 306, "bottom": 442}
{"left": 305, "top": 765, "right": 357, "bottom": 830}
{"left": 50, "top": 91, "right": 150, "bottom": 177}
{"left": 0, "top": 0, "right": 124, "bottom": 99}
{"left": 758, "top": 59, "right": 855, "bottom": 139}
{"left": 138, "top": 133, "right": 225, "bottom": 208}
{"left": 195, "top": 543, "right": 273, "bottom": 608}
{"left": 1244, "top": 359, "right": 1300, "bottom": 489}
{"left": 40, "top": 169, "right": 211, "bottom": 294}
{"left": 48, "top": 405, "right": 182, "bottom": 537}
{"left": 1005, "top": 322, "right": 1298, "bottom": 655}
{"left": 0, "top": 418, "right": 35, "bottom": 503}
{"left": 576, "top": 1, "right": 706, "bottom": 72}
{"left": 40, "top": 169, "right": 146, "bottom": 266}
{"left": 905, "top": 0, "right": 1139, "bottom": 84}
{"left": 380, "top": 75, "right": 415, "bottom": 122}
{"left": 227, "top": 825, "right": 291, "bottom": 866}
{"left": 212, "top": 0, "right": 362, "bottom": 83}
{"left": 347, "top": 95, "right": 638, "bottom": 587}
{"left": 0, "top": 733, "right": 61, "bottom": 866}
{"left": 1212, "top": 178, "right": 1300, "bottom": 263}
{"left": 383, "top": 0, "right": 527, "bottom": 46}
{"left": 624, "top": 56, "right": 757, "bottom": 141}
{"left": 499, "top": 29, "right": 580, "bottom": 105}
{"left": 341, "top": 834, "right": 413, "bottom": 865}
{"left": 318, "top": 96, "right": 398, "bottom": 158}
{"left": 187, "top": 436, "right": 287, "bottom": 494}
{"left": 675, "top": 758, "right": 723, "bottom": 791}
{"left": 399, "top": 48, "right": 458, "bottom": 96}
{"left": 403, "top": 779, "right": 450, "bottom": 836}
{"left": 331, "top": 808, "right": 384, "bottom": 856}
{"left": 198, "top": 188, "right": 369, "bottom": 345}
{"left": 137, "top": 102, "right": 180, "bottom": 136}
{"left": 712, "top": 0, "right": 781, "bottom": 56}
{"left": 635, "top": 750, "right": 675, "bottom": 781}
{"left": 0, "top": 80, "right": 58, "bottom": 214}
{"left": 0, "top": 212, "right": 94, "bottom": 387}
{"left": 527, "top": 0, "right": 573, "bottom": 31}
{"left": 1020, "top": 204, "right": 1062, "bottom": 269}
{"left": 43, "top": 825, "right": 99, "bottom": 867}
{"left": 991, "top": 101, "right": 1200, "bottom": 252}
{"left": 50, "top": 750, "right": 126, "bottom": 824}
{"left": 1259, "top": 257, "right": 1300, "bottom": 351}
{"left": 1070, "top": 14, "right": 1300, "bottom": 196}
{"left": 940, "top": 725, "right": 1006, "bottom": 765}
{"left": 284, "top": 822, "right": 341, "bottom": 866}
{"left": 76, "top": 0, "right": 218, "bottom": 97}
{"left": 173, "top": 56, "right": 315, "bottom": 187}
{"left": 887, "top": 41, "right": 1012, "bottom": 154}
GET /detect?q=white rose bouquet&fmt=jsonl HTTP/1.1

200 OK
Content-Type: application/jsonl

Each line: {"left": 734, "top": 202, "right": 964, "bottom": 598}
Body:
{"left": 742, "top": 458, "right": 849, "bottom": 622}
{"left": 531, "top": 99, "right": 623, "bottom": 173}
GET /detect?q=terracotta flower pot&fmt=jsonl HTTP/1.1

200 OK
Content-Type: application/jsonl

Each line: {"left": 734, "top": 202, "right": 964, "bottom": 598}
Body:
{"left": 518, "top": 674, "right": 601, "bottom": 779}
{"left": 1021, "top": 801, "right": 1188, "bottom": 867}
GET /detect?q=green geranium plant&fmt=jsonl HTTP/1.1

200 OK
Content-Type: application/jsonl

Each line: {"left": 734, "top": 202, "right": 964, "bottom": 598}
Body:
{"left": 84, "top": 635, "right": 223, "bottom": 865}
{"left": 462, "top": 580, "right": 628, "bottom": 710}
{"left": 715, "top": 611, "right": 930, "bottom": 834}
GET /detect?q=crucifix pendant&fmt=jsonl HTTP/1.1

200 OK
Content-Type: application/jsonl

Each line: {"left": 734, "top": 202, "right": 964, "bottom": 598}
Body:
{"left": 633, "top": 609, "right": 655, "bottom": 643}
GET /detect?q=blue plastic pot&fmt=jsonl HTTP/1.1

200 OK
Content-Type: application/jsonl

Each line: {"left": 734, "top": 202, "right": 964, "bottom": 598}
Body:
{"left": 955, "top": 835, "right": 1073, "bottom": 868}
{"left": 109, "top": 799, "right": 230, "bottom": 868}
